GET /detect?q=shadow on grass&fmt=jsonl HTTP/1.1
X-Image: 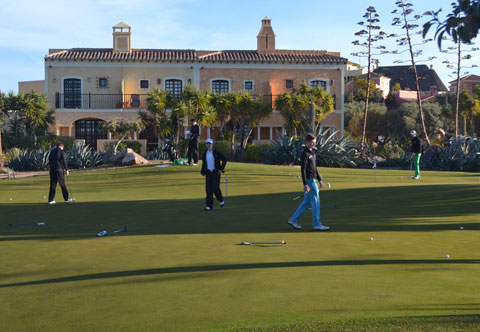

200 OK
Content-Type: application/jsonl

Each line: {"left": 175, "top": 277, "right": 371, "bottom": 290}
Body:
{"left": 1, "top": 184, "right": 480, "bottom": 240}
{"left": 1, "top": 258, "right": 479, "bottom": 288}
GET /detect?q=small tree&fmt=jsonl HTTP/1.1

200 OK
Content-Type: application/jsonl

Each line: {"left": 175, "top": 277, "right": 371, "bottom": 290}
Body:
{"left": 103, "top": 118, "right": 142, "bottom": 154}
{"left": 139, "top": 88, "right": 173, "bottom": 145}
{"left": 352, "top": 6, "right": 387, "bottom": 149}
{"left": 391, "top": 0, "right": 436, "bottom": 146}
{"left": 275, "top": 84, "right": 334, "bottom": 137}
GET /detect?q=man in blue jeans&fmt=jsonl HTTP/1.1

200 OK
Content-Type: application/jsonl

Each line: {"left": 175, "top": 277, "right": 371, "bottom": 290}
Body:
{"left": 287, "top": 133, "right": 330, "bottom": 231}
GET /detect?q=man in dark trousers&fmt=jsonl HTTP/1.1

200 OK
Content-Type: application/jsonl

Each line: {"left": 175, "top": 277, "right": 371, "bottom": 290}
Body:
{"left": 200, "top": 138, "right": 227, "bottom": 211}
{"left": 187, "top": 118, "right": 200, "bottom": 165}
{"left": 48, "top": 142, "right": 72, "bottom": 204}
{"left": 287, "top": 133, "right": 330, "bottom": 231}
{"left": 410, "top": 129, "right": 422, "bottom": 179}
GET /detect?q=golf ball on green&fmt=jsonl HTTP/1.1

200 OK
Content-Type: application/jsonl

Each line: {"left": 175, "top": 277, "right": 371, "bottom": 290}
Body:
{"left": 445, "top": 254, "right": 450, "bottom": 259}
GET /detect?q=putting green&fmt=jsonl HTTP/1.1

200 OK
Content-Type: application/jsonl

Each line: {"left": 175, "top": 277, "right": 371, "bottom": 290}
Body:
{"left": 1, "top": 163, "right": 479, "bottom": 331}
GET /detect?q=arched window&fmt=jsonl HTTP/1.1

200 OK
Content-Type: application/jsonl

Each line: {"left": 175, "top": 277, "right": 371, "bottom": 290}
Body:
{"left": 165, "top": 79, "right": 183, "bottom": 99}
{"left": 211, "top": 80, "right": 229, "bottom": 94}
{"left": 75, "top": 119, "right": 107, "bottom": 149}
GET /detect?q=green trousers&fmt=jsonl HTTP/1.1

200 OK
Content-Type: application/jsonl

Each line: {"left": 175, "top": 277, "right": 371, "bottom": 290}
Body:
{"left": 413, "top": 153, "right": 421, "bottom": 177}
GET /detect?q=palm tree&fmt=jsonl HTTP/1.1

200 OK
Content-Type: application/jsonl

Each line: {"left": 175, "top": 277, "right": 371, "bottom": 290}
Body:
{"left": 139, "top": 88, "right": 173, "bottom": 146}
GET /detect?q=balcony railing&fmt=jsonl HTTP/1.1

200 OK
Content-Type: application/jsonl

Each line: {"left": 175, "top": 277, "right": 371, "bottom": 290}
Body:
{"left": 55, "top": 93, "right": 275, "bottom": 110}
{"left": 55, "top": 93, "right": 149, "bottom": 109}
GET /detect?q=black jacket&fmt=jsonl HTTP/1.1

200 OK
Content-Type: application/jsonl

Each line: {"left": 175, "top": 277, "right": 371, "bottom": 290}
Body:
{"left": 201, "top": 149, "right": 227, "bottom": 175}
{"left": 189, "top": 124, "right": 200, "bottom": 142}
{"left": 411, "top": 137, "right": 421, "bottom": 154}
{"left": 49, "top": 146, "right": 68, "bottom": 172}
{"left": 300, "top": 147, "right": 322, "bottom": 185}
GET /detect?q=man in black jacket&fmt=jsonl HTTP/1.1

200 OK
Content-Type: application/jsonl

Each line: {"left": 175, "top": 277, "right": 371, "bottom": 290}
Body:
{"left": 48, "top": 142, "right": 72, "bottom": 204}
{"left": 410, "top": 130, "right": 422, "bottom": 179}
{"left": 187, "top": 118, "right": 200, "bottom": 165}
{"left": 200, "top": 138, "right": 227, "bottom": 211}
{"left": 287, "top": 133, "right": 330, "bottom": 231}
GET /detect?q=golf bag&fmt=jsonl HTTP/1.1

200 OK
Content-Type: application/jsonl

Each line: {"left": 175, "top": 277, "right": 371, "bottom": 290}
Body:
{"left": 163, "top": 142, "right": 179, "bottom": 162}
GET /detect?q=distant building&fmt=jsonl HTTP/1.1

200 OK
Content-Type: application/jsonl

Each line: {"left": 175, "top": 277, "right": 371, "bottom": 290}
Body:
{"left": 449, "top": 74, "right": 480, "bottom": 94}
{"left": 373, "top": 64, "right": 447, "bottom": 97}
{"left": 18, "top": 80, "right": 45, "bottom": 94}
{"left": 45, "top": 19, "right": 347, "bottom": 150}
{"left": 346, "top": 72, "right": 391, "bottom": 99}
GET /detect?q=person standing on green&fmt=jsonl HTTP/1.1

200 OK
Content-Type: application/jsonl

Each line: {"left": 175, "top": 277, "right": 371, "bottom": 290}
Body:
{"left": 410, "top": 130, "right": 422, "bottom": 180}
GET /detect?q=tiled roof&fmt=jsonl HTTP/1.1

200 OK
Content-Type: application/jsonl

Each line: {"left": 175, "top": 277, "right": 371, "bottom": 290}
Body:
{"left": 46, "top": 48, "right": 197, "bottom": 61}
{"left": 197, "top": 50, "right": 347, "bottom": 63}
{"left": 373, "top": 65, "right": 448, "bottom": 92}
{"left": 45, "top": 48, "right": 347, "bottom": 64}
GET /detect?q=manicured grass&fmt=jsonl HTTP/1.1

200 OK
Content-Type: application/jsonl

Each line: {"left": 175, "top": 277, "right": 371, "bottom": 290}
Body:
{"left": 1, "top": 163, "right": 479, "bottom": 331}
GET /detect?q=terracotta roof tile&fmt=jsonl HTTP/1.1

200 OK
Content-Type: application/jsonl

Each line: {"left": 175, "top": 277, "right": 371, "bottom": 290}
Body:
{"left": 45, "top": 48, "right": 347, "bottom": 64}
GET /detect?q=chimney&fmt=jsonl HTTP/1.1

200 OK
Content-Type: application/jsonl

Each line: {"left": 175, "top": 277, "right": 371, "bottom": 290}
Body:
{"left": 112, "top": 22, "right": 131, "bottom": 52}
{"left": 257, "top": 17, "right": 276, "bottom": 54}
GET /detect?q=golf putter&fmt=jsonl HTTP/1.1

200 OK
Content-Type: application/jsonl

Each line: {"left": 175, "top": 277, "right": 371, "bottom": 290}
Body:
{"left": 241, "top": 241, "right": 286, "bottom": 245}
{"left": 9, "top": 222, "right": 46, "bottom": 226}
{"left": 97, "top": 227, "right": 128, "bottom": 237}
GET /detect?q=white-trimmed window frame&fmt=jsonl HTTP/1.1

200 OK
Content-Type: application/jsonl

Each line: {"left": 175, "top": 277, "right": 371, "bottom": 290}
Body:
{"left": 163, "top": 77, "right": 185, "bottom": 98}
{"left": 139, "top": 79, "right": 150, "bottom": 90}
{"left": 210, "top": 78, "right": 231, "bottom": 93}
{"left": 243, "top": 80, "right": 254, "bottom": 91}
{"left": 309, "top": 78, "right": 329, "bottom": 92}
{"left": 61, "top": 76, "right": 84, "bottom": 108}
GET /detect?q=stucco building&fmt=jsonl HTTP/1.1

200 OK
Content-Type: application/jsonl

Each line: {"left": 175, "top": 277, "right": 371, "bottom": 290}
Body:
{"left": 45, "top": 19, "right": 347, "bottom": 151}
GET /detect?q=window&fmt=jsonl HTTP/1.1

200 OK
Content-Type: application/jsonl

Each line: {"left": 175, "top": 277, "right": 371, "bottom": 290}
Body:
{"left": 140, "top": 80, "right": 149, "bottom": 89}
{"left": 99, "top": 78, "right": 108, "bottom": 88}
{"left": 244, "top": 80, "right": 254, "bottom": 91}
{"left": 165, "top": 79, "right": 183, "bottom": 99}
{"left": 63, "top": 78, "right": 82, "bottom": 108}
{"left": 285, "top": 80, "right": 293, "bottom": 89}
{"left": 310, "top": 80, "right": 327, "bottom": 90}
{"left": 212, "top": 80, "right": 229, "bottom": 94}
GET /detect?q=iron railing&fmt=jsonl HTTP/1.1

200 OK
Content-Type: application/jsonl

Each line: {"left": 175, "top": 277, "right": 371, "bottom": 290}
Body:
{"left": 55, "top": 93, "right": 149, "bottom": 109}
{"left": 54, "top": 93, "right": 276, "bottom": 110}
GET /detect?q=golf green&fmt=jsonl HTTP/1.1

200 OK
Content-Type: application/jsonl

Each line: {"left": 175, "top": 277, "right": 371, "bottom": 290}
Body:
{"left": 1, "top": 163, "right": 479, "bottom": 331}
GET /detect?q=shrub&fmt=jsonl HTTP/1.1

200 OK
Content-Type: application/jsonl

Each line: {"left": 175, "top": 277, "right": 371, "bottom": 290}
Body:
{"left": 261, "top": 135, "right": 304, "bottom": 165}
{"left": 104, "top": 141, "right": 142, "bottom": 154}
{"left": 7, "top": 148, "right": 50, "bottom": 171}
{"left": 66, "top": 142, "right": 104, "bottom": 169}
{"left": 243, "top": 144, "right": 268, "bottom": 163}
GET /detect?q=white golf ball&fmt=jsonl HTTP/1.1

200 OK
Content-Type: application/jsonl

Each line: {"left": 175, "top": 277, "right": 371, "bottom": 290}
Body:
{"left": 369, "top": 237, "right": 373, "bottom": 241}
{"left": 445, "top": 254, "right": 450, "bottom": 259}
{"left": 460, "top": 226, "right": 464, "bottom": 230}
{"left": 327, "top": 183, "right": 331, "bottom": 188}
{"left": 9, "top": 198, "right": 12, "bottom": 200}
{"left": 43, "top": 196, "right": 46, "bottom": 199}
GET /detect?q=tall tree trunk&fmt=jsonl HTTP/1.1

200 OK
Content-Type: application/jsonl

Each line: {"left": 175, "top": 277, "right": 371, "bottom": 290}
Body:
{"left": 361, "top": 12, "right": 373, "bottom": 150}
{"left": 401, "top": 4, "right": 431, "bottom": 146}
{"left": 454, "top": 41, "right": 462, "bottom": 141}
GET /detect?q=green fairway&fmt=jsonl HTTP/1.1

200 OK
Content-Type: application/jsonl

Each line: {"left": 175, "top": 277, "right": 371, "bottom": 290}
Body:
{"left": 1, "top": 163, "right": 479, "bottom": 331}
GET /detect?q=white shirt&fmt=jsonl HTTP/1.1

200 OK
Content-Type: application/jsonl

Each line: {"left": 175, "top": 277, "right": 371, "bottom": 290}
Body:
{"left": 206, "top": 150, "right": 215, "bottom": 171}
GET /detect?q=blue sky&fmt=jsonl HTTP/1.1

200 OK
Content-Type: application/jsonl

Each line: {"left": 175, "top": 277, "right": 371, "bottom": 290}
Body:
{"left": 1, "top": 0, "right": 477, "bottom": 93}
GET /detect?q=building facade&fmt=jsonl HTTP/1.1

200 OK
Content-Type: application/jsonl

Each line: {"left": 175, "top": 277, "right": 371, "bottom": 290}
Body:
{"left": 45, "top": 19, "right": 347, "bottom": 151}
{"left": 449, "top": 74, "right": 480, "bottom": 94}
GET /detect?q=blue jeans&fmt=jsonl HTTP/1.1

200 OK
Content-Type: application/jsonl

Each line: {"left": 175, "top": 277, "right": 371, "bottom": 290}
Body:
{"left": 290, "top": 178, "right": 322, "bottom": 227}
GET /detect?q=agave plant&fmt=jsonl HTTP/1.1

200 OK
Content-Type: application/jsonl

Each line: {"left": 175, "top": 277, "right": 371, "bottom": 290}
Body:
{"left": 67, "top": 142, "right": 104, "bottom": 169}
{"left": 422, "top": 137, "right": 480, "bottom": 171}
{"left": 261, "top": 134, "right": 304, "bottom": 165}
{"left": 315, "top": 131, "right": 359, "bottom": 168}
{"left": 7, "top": 149, "right": 33, "bottom": 171}
{"left": 30, "top": 148, "right": 50, "bottom": 170}
{"left": 147, "top": 146, "right": 169, "bottom": 160}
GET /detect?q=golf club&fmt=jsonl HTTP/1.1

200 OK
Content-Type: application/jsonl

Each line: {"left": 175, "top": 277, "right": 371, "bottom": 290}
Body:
{"left": 241, "top": 241, "right": 286, "bottom": 245}
{"left": 409, "top": 159, "right": 413, "bottom": 171}
{"left": 8, "top": 222, "right": 46, "bottom": 226}
{"left": 225, "top": 175, "right": 228, "bottom": 200}
{"left": 65, "top": 171, "right": 75, "bottom": 202}
{"left": 308, "top": 205, "right": 336, "bottom": 210}
{"left": 97, "top": 227, "right": 128, "bottom": 237}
